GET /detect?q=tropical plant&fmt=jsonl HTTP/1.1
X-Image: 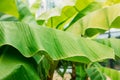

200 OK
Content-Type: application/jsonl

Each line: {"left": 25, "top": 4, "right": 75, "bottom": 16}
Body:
{"left": 0, "top": 0, "right": 120, "bottom": 80}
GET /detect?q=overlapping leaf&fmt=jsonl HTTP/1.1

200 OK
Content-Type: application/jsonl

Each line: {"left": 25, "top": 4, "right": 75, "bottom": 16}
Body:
{"left": 37, "top": 0, "right": 94, "bottom": 28}
{"left": 67, "top": 3, "right": 120, "bottom": 36}
{"left": 0, "top": 22, "right": 114, "bottom": 63}
{"left": 64, "top": 2, "right": 102, "bottom": 31}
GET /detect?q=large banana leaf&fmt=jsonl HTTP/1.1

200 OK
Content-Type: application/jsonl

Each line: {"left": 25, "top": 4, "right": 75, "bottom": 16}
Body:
{"left": 37, "top": 0, "right": 94, "bottom": 28}
{"left": 0, "top": 22, "right": 114, "bottom": 63}
{"left": 0, "top": 0, "right": 19, "bottom": 18}
{"left": 95, "top": 38, "right": 120, "bottom": 58}
{"left": 0, "top": 46, "right": 40, "bottom": 80}
{"left": 67, "top": 3, "right": 120, "bottom": 36}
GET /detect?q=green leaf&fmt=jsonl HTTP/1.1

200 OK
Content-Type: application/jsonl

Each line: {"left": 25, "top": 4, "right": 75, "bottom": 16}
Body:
{"left": 0, "top": 46, "right": 40, "bottom": 80}
{"left": 101, "top": 67, "right": 120, "bottom": 80}
{"left": 95, "top": 38, "right": 120, "bottom": 58}
{"left": 37, "top": 0, "right": 94, "bottom": 28}
{"left": 65, "top": 2, "right": 102, "bottom": 31}
{"left": 75, "top": 63, "right": 87, "bottom": 80}
{"left": 67, "top": 3, "right": 120, "bottom": 36}
{"left": 0, "top": 22, "right": 115, "bottom": 63}
{"left": 86, "top": 63, "right": 106, "bottom": 80}
{"left": 0, "top": 0, "right": 19, "bottom": 18}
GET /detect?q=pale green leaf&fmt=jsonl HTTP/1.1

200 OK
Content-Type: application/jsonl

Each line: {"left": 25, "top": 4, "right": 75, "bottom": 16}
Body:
{"left": 37, "top": 0, "right": 94, "bottom": 28}
{"left": 65, "top": 2, "right": 102, "bottom": 31}
{"left": 67, "top": 3, "right": 120, "bottom": 36}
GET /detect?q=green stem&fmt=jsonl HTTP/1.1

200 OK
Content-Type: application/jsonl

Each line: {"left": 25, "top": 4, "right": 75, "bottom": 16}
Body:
{"left": 47, "top": 61, "right": 58, "bottom": 80}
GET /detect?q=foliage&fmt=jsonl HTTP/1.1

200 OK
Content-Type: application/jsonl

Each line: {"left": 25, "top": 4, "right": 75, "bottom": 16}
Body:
{"left": 0, "top": 46, "right": 40, "bottom": 80}
{"left": 0, "top": 0, "right": 19, "bottom": 18}
{"left": 0, "top": 0, "right": 120, "bottom": 80}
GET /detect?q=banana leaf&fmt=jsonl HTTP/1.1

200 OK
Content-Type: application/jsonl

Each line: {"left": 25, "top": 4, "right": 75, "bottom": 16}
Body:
{"left": 64, "top": 2, "right": 102, "bottom": 31}
{"left": 67, "top": 3, "right": 120, "bottom": 36}
{"left": 0, "top": 0, "right": 19, "bottom": 18}
{"left": 86, "top": 63, "right": 106, "bottom": 80}
{"left": 0, "top": 46, "right": 40, "bottom": 80}
{"left": 37, "top": 0, "right": 94, "bottom": 28}
{"left": 0, "top": 22, "right": 114, "bottom": 63}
